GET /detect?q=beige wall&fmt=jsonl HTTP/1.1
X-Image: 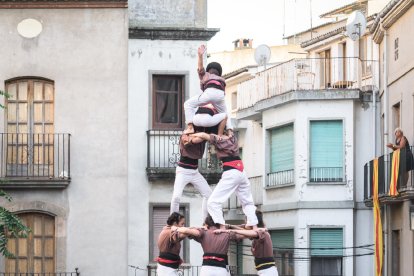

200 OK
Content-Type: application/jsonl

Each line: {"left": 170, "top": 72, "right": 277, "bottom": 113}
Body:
{"left": 0, "top": 8, "right": 128, "bottom": 275}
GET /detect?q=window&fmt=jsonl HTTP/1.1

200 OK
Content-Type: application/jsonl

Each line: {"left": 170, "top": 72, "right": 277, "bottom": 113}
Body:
{"left": 310, "top": 228, "right": 343, "bottom": 276}
{"left": 394, "top": 38, "right": 399, "bottom": 61}
{"left": 5, "top": 78, "right": 54, "bottom": 177}
{"left": 6, "top": 213, "right": 55, "bottom": 273}
{"left": 231, "top": 91, "right": 237, "bottom": 111}
{"left": 268, "top": 124, "right": 294, "bottom": 186}
{"left": 392, "top": 102, "right": 400, "bottom": 131}
{"left": 271, "top": 229, "right": 294, "bottom": 276}
{"left": 359, "top": 36, "right": 370, "bottom": 76}
{"left": 319, "top": 49, "right": 331, "bottom": 88}
{"left": 341, "top": 43, "right": 347, "bottom": 81}
{"left": 310, "top": 120, "right": 343, "bottom": 182}
{"left": 152, "top": 75, "right": 184, "bottom": 130}
{"left": 149, "top": 206, "right": 187, "bottom": 263}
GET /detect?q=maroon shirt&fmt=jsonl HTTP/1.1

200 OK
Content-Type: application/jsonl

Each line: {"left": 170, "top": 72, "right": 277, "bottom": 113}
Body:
{"left": 192, "top": 227, "right": 240, "bottom": 254}
{"left": 180, "top": 134, "right": 206, "bottom": 160}
{"left": 209, "top": 134, "right": 240, "bottom": 159}
{"left": 157, "top": 226, "right": 184, "bottom": 255}
{"left": 198, "top": 67, "right": 226, "bottom": 91}
{"left": 251, "top": 230, "right": 274, "bottom": 258}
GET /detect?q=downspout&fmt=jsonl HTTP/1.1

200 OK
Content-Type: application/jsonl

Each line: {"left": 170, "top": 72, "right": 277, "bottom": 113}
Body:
{"left": 382, "top": 22, "right": 389, "bottom": 276}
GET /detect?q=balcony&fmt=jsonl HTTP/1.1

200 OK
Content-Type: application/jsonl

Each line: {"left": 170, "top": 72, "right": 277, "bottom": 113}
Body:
{"left": 147, "top": 265, "right": 237, "bottom": 276}
{"left": 267, "top": 169, "right": 294, "bottom": 188}
{"left": 146, "top": 130, "right": 222, "bottom": 183}
{"left": 237, "top": 57, "right": 376, "bottom": 119}
{"left": 0, "top": 270, "right": 79, "bottom": 276}
{"left": 364, "top": 146, "right": 414, "bottom": 206}
{"left": 0, "top": 133, "right": 71, "bottom": 189}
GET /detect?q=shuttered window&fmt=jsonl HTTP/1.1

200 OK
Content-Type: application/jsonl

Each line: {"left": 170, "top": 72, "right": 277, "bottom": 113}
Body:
{"left": 150, "top": 206, "right": 186, "bottom": 263}
{"left": 270, "top": 124, "right": 294, "bottom": 172}
{"left": 271, "top": 229, "right": 294, "bottom": 276}
{"left": 6, "top": 213, "right": 55, "bottom": 273}
{"left": 310, "top": 120, "right": 343, "bottom": 182}
{"left": 310, "top": 228, "right": 343, "bottom": 276}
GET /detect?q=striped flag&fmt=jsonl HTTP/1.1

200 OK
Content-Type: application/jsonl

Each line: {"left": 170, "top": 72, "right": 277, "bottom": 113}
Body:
{"left": 389, "top": 149, "right": 400, "bottom": 196}
{"left": 373, "top": 158, "right": 383, "bottom": 276}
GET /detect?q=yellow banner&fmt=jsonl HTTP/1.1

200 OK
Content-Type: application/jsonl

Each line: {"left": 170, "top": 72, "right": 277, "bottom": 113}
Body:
{"left": 389, "top": 149, "right": 400, "bottom": 196}
{"left": 373, "top": 158, "right": 383, "bottom": 276}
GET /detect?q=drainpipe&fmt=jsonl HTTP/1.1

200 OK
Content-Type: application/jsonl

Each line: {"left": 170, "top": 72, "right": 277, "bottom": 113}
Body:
{"left": 382, "top": 23, "right": 389, "bottom": 276}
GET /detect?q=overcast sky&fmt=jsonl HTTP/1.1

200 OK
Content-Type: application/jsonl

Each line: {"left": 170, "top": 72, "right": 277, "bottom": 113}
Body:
{"left": 207, "top": 0, "right": 354, "bottom": 53}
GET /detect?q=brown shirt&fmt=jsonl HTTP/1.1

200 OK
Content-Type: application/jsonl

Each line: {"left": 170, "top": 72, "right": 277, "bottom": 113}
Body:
{"left": 180, "top": 134, "right": 206, "bottom": 160}
{"left": 198, "top": 67, "right": 226, "bottom": 91}
{"left": 157, "top": 226, "right": 184, "bottom": 255}
{"left": 209, "top": 134, "right": 240, "bottom": 159}
{"left": 251, "top": 230, "right": 274, "bottom": 258}
{"left": 193, "top": 227, "right": 240, "bottom": 254}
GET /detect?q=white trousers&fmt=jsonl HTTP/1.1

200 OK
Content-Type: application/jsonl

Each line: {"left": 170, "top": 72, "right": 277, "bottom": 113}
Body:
{"left": 193, "top": 112, "right": 227, "bottom": 128}
{"left": 184, "top": 88, "right": 233, "bottom": 130}
{"left": 170, "top": 166, "right": 212, "bottom": 219}
{"left": 258, "top": 266, "right": 279, "bottom": 276}
{"left": 200, "top": 266, "right": 228, "bottom": 276}
{"left": 207, "top": 169, "right": 258, "bottom": 226}
{"left": 156, "top": 264, "right": 179, "bottom": 276}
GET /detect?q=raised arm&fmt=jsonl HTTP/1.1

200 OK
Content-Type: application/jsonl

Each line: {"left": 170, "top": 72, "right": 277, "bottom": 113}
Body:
{"left": 190, "top": 132, "right": 210, "bottom": 142}
{"left": 198, "top": 45, "right": 206, "bottom": 72}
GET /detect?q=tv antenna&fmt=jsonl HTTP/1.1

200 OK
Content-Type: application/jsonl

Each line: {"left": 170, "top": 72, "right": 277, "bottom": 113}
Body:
{"left": 345, "top": 11, "right": 367, "bottom": 41}
{"left": 254, "top": 44, "right": 271, "bottom": 70}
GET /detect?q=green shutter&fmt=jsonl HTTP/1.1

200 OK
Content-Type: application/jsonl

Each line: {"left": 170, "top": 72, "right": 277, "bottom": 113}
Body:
{"left": 310, "top": 120, "right": 343, "bottom": 181}
{"left": 271, "top": 124, "right": 294, "bottom": 172}
{"left": 271, "top": 229, "right": 294, "bottom": 249}
{"left": 310, "top": 228, "right": 343, "bottom": 256}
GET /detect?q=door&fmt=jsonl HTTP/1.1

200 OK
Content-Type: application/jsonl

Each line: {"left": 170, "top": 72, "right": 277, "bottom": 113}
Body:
{"left": 5, "top": 79, "right": 54, "bottom": 177}
{"left": 319, "top": 49, "right": 331, "bottom": 88}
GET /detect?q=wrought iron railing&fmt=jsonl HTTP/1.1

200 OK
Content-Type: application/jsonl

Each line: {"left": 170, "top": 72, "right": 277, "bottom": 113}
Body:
{"left": 237, "top": 57, "right": 377, "bottom": 110}
{"left": 0, "top": 133, "right": 70, "bottom": 179}
{"left": 310, "top": 167, "right": 343, "bottom": 183}
{"left": 146, "top": 265, "right": 237, "bottom": 276}
{"left": 0, "top": 269, "right": 79, "bottom": 276}
{"left": 364, "top": 146, "right": 414, "bottom": 200}
{"left": 267, "top": 169, "right": 294, "bottom": 187}
{"left": 146, "top": 130, "right": 221, "bottom": 174}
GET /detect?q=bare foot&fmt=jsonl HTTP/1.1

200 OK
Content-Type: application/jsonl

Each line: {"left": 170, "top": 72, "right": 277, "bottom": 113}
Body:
{"left": 183, "top": 124, "right": 195, "bottom": 134}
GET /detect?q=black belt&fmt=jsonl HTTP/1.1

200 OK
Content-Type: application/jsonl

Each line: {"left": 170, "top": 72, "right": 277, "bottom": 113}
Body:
{"left": 178, "top": 156, "right": 198, "bottom": 169}
{"left": 202, "top": 253, "right": 228, "bottom": 268}
{"left": 157, "top": 252, "right": 182, "bottom": 269}
{"left": 254, "top": 257, "right": 276, "bottom": 271}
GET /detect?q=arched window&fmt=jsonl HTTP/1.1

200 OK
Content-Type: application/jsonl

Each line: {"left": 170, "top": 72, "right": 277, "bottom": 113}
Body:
{"left": 6, "top": 212, "right": 55, "bottom": 273}
{"left": 5, "top": 78, "right": 54, "bottom": 176}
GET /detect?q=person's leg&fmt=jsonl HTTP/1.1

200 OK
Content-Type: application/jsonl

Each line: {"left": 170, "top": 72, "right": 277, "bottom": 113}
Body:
{"left": 235, "top": 171, "right": 258, "bottom": 227}
{"left": 170, "top": 167, "right": 191, "bottom": 214}
{"left": 208, "top": 89, "right": 233, "bottom": 131}
{"left": 257, "top": 266, "right": 279, "bottom": 276}
{"left": 207, "top": 170, "right": 239, "bottom": 225}
{"left": 193, "top": 113, "right": 227, "bottom": 128}
{"left": 191, "top": 171, "right": 212, "bottom": 219}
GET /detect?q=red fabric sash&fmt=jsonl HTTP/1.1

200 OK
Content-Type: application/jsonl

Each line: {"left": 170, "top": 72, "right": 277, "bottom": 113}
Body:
{"left": 223, "top": 160, "right": 244, "bottom": 172}
{"left": 156, "top": 257, "right": 182, "bottom": 264}
{"left": 203, "top": 256, "right": 225, "bottom": 262}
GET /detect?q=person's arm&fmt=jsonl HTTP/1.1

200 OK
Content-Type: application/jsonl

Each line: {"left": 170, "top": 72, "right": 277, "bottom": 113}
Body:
{"left": 190, "top": 132, "right": 210, "bottom": 141}
{"left": 176, "top": 227, "right": 201, "bottom": 238}
{"left": 226, "top": 224, "right": 245, "bottom": 230}
{"left": 387, "top": 138, "right": 406, "bottom": 150}
{"left": 214, "top": 229, "right": 258, "bottom": 238}
{"left": 198, "top": 45, "right": 206, "bottom": 72}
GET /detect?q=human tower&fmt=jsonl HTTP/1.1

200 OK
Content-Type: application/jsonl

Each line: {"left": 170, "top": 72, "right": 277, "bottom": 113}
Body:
{"left": 156, "top": 45, "right": 279, "bottom": 276}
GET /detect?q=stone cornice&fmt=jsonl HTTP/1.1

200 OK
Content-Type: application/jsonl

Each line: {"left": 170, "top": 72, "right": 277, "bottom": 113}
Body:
{"left": 371, "top": 0, "right": 414, "bottom": 43}
{"left": 129, "top": 27, "right": 219, "bottom": 41}
{"left": 0, "top": 0, "right": 127, "bottom": 9}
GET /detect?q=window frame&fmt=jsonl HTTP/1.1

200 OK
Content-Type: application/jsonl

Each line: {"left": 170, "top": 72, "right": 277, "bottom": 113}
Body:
{"left": 308, "top": 119, "right": 345, "bottom": 183}
{"left": 149, "top": 71, "right": 189, "bottom": 130}
{"left": 148, "top": 203, "right": 190, "bottom": 264}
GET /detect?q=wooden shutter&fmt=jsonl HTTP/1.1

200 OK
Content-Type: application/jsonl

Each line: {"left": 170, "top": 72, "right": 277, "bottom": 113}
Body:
{"left": 270, "top": 124, "right": 294, "bottom": 172}
{"left": 310, "top": 228, "right": 343, "bottom": 256}
{"left": 271, "top": 229, "right": 294, "bottom": 249}
{"left": 6, "top": 213, "right": 55, "bottom": 273}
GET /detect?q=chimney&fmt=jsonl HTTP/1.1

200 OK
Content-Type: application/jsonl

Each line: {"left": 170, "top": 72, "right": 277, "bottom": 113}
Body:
{"left": 233, "top": 38, "right": 253, "bottom": 50}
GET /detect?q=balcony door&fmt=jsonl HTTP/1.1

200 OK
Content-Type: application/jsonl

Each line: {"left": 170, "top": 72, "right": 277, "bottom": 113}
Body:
{"left": 6, "top": 213, "right": 55, "bottom": 273}
{"left": 5, "top": 78, "right": 54, "bottom": 177}
{"left": 319, "top": 49, "right": 331, "bottom": 88}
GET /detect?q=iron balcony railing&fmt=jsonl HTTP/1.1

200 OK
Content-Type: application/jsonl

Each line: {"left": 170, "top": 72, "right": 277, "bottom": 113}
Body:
{"left": 0, "top": 269, "right": 79, "bottom": 276}
{"left": 310, "top": 167, "right": 343, "bottom": 183}
{"left": 146, "top": 265, "right": 237, "bottom": 276}
{"left": 267, "top": 169, "right": 294, "bottom": 187}
{"left": 364, "top": 146, "right": 414, "bottom": 201}
{"left": 146, "top": 130, "right": 221, "bottom": 177}
{"left": 237, "top": 57, "right": 377, "bottom": 111}
{"left": 0, "top": 133, "right": 70, "bottom": 180}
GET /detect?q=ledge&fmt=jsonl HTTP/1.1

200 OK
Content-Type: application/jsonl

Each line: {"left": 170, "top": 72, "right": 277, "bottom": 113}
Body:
{"left": 0, "top": 177, "right": 70, "bottom": 189}
{"left": 265, "top": 183, "right": 295, "bottom": 190}
{"left": 262, "top": 200, "right": 355, "bottom": 212}
{"left": 307, "top": 181, "right": 347, "bottom": 185}
{"left": 129, "top": 27, "right": 219, "bottom": 41}
{"left": 364, "top": 189, "right": 414, "bottom": 207}
{"left": 0, "top": 0, "right": 127, "bottom": 8}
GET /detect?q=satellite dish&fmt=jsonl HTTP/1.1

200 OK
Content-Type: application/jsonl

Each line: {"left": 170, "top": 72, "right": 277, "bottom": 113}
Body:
{"left": 346, "top": 11, "right": 367, "bottom": 41}
{"left": 254, "top": 44, "right": 271, "bottom": 68}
